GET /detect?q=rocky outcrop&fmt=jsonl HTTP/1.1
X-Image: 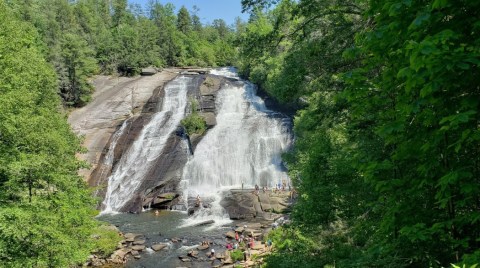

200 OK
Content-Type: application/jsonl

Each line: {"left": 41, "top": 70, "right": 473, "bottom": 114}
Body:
{"left": 70, "top": 69, "right": 249, "bottom": 214}
{"left": 86, "top": 232, "right": 151, "bottom": 266}
{"left": 199, "top": 76, "right": 220, "bottom": 113}
{"left": 201, "top": 112, "right": 216, "bottom": 128}
{"left": 184, "top": 75, "right": 223, "bottom": 152}
{"left": 68, "top": 70, "right": 178, "bottom": 184}
{"left": 140, "top": 67, "right": 158, "bottom": 76}
{"left": 221, "top": 189, "right": 293, "bottom": 220}
{"left": 86, "top": 72, "right": 184, "bottom": 211}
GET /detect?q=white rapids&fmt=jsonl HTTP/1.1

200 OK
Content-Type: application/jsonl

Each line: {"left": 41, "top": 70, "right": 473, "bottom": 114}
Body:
{"left": 181, "top": 67, "right": 292, "bottom": 228}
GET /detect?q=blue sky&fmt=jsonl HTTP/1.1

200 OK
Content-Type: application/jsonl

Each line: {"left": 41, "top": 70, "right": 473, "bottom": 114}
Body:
{"left": 129, "top": 0, "right": 249, "bottom": 25}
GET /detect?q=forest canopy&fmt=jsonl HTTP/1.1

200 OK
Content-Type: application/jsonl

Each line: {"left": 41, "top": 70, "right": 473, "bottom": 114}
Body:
{"left": 0, "top": 0, "right": 239, "bottom": 266}
{"left": 6, "top": 0, "right": 238, "bottom": 107}
{"left": 238, "top": 0, "right": 480, "bottom": 267}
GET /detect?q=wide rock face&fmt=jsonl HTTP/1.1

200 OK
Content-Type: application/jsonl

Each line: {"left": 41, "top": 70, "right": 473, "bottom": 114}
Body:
{"left": 73, "top": 70, "right": 228, "bottom": 213}
{"left": 68, "top": 70, "right": 178, "bottom": 183}
{"left": 71, "top": 70, "right": 267, "bottom": 213}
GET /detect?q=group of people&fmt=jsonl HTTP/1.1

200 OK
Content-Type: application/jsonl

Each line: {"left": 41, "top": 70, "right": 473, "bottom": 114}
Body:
{"left": 273, "top": 179, "right": 290, "bottom": 192}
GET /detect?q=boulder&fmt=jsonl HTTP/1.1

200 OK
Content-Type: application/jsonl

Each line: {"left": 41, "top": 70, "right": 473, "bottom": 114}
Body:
{"left": 133, "top": 239, "right": 145, "bottom": 245}
{"left": 187, "top": 250, "right": 199, "bottom": 258}
{"left": 200, "top": 76, "right": 220, "bottom": 96}
{"left": 197, "top": 244, "right": 209, "bottom": 250}
{"left": 111, "top": 248, "right": 130, "bottom": 262}
{"left": 151, "top": 243, "right": 168, "bottom": 251}
{"left": 222, "top": 257, "right": 234, "bottom": 264}
{"left": 200, "top": 112, "right": 216, "bottom": 128}
{"left": 141, "top": 67, "right": 157, "bottom": 76}
{"left": 215, "top": 252, "right": 226, "bottom": 259}
{"left": 130, "top": 245, "right": 145, "bottom": 251}
{"left": 124, "top": 233, "right": 140, "bottom": 242}
{"left": 234, "top": 226, "right": 244, "bottom": 233}
{"left": 212, "top": 259, "right": 223, "bottom": 268}
{"left": 225, "top": 231, "right": 236, "bottom": 239}
{"left": 131, "top": 250, "right": 139, "bottom": 256}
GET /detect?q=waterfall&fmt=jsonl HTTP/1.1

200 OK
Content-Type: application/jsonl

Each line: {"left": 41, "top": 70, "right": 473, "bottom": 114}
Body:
{"left": 104, "top": 120, "right": 129, "bottom": 167}
{"left": 94, "top": 119, "right": 129, "bottom": 197}
{"left": 181, "top": 67, "right": 292, "bottom": 227}
{"left": 102, "top": 76, "right": 190, "bottom": 213}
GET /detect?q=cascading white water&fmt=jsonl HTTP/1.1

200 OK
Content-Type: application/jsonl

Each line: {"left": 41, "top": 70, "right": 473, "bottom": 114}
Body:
{"left": 102, "top": 76, "right": 190, "bottom": 213}
{"left": 181, "top": 67, "right": 292, "bottom": 227}
{"left": 94, "top": 119, "right": 129, "bottom": 197}
{"left": 104, "top": 120, "right": 129, "bottom": 167}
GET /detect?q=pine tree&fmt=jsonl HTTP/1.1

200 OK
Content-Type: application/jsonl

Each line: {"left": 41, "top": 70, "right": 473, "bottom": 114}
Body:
{"left": 177, "top": 6, "right": 192, "bottom": 34}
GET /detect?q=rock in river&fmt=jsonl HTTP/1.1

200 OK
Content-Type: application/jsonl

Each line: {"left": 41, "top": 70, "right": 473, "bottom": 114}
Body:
{"left": 225, "top": 231, "right": 236, "bottom": 239}
{"left": 151, "top": 243, "right": 168, "bottom": 251}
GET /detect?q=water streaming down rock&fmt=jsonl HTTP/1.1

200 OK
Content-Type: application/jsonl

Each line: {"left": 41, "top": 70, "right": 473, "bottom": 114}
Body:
{"left": 102, "top": 76, "right": 191, "bottom": 213}
{"left": 93, "top": 119, "right": 129, "bottom": 197}
{"left": 181, "top": 67, "right": 292, "bottom": 226}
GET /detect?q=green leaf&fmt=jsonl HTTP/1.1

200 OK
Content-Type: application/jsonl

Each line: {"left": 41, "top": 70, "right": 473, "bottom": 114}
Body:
{"left": 432, "top": 0, "right": 449, "bottom": 10}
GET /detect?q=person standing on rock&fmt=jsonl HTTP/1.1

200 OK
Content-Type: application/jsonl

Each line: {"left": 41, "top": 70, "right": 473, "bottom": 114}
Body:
{"left": 210, "top": 248, "right": 215, "bottom": 258}
{"left": 235, "top": 231, "right": 239, "bottom": 241}
{"left": 267, "top": 239, "right": 272, "bottom": 251}
{"left": 195, "top": 195, "right": 201, "bottom": 207}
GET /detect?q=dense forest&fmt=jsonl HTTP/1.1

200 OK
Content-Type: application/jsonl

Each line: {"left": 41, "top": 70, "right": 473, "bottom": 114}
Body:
{"left": 6, "top": 0, "right": 237, "bottom": 107}
{"left": 238, "top": 0, "right": 480, "bottom": 267}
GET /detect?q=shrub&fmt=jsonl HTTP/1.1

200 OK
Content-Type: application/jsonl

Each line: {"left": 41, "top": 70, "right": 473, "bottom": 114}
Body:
{"left": 181, "top": 113, "right": 207, "bottom": 136}
{"left": 230, "top": 249, "right": 244, "bottom": 262}
{"left": 91, "top": 224, "right": 123, "bottom": 257}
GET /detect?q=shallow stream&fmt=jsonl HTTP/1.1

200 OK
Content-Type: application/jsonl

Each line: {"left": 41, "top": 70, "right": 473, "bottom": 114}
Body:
{"left": 99, "top": 210, "right": 234, "bottom": 267}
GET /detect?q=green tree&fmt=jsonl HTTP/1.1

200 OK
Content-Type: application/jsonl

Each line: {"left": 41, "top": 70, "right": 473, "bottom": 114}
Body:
{"left": 239, "top": 0, "right": 480, "bottom": 267}
{"left": 0, "top": 1, "right": 107, "bottom": 266}
{"left": 191, "top": 5, "right": 202, "bottom": 32}
{"left": 342, "top": 0, "right": 480, "bottom": 265}
{"left": 177, "top": 5, "right": 192, "bottom": 34}
{"left": 59, "top": 32, "right": 98, "bottom": 106}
